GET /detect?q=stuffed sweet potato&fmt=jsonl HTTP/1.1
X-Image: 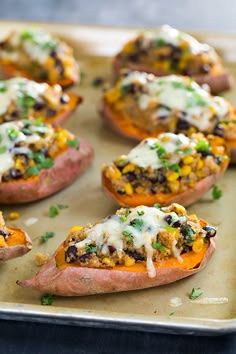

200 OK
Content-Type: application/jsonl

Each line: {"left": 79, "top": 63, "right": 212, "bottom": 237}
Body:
{"left": 0, "top": 28, "right": 79, "bottom": 87}
{"left": 113, "top": 25, "right": 232, "bottom": 94}
{"left": 0, "top": 212, "right": 32, "bottom": 261}
{"left": 0, "top": 78, "right": 81, "bottom": 126}
{"left": 101, "top": 72, "right": 236, "bottom": 162}
{"left": 17, "top": 203, "right": 216, "bottom": 296}
{"left": 0, "top": 119, "right": 94, "bottom": 204}
{"left": 102, "top": 132, "right": 228, "bottom": 207}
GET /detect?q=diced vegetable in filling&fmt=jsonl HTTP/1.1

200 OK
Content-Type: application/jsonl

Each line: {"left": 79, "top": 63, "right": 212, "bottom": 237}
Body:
{"left": 0, "top": 28, "right": 78, "bottom": 83}
{"left": 117, "top": 25, "right": 224, "bottom": 76}
{"left": 64, "top": 203, "right": 216, "bottom": 277}
{"left": 0, "top": 212, "right": 11, "bottom": 248}
{"left": 104, "top": 72, "right": 236, "bottom": 139}
{"left": 0, "top": 119, "right": 79, "bottom": 182}
{"left": 0, "top": 78, "right": 74, "bottom": 124}
{"left": 102, "top": 132, "right": 228, "bottom": 196}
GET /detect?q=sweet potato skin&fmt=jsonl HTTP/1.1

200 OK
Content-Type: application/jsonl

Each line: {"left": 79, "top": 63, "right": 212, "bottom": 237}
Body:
{"left": 0, "top": 137, "right": 94, "bottom": 204}
{"left": 0, "top": 227, "right": 32, "bottom": 262}
{"left": 101, "top": 161, "right": 228, "bottom": 207}
{"left": 17, "top": 237, "right": 216, "bottom": 296}
{"left": 113, "top": 56, "right": 233, "bottom": 94}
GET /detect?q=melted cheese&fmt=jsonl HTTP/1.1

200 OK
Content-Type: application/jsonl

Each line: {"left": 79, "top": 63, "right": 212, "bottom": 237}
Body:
{"left": 127, "top": 133, "right": 194, "bottom": 169}
{"left": 140, "top": 25, "right": 211, "bottom": 55}
{"left": 0, "top": 78, "right": 48, "bottom": 115}
{"left": 0, "top": 120, "right": 53, "bottom": 180}
{"left": 121, "top": 73, "right": 229, "bottom": 131}
{"left": 75, "top": 206, "right": 187, "bottom": 278}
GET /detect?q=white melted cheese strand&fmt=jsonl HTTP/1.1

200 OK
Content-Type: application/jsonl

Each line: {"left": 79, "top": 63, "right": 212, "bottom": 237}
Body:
{"left": 0, "top": 121, "right": 53, "bottom": 180}
{"left": 0, "top": 78, "right": 48, "bottom": 115}
{"left": 121, "top": 73, "right": 229, "bottom": 131}
{"left": 75, "top": 206, "right": 186, "bottom": 278}
{"left": 141, "top": 25, "right": 211, "bottom": 55}
{"left": 127, "top": 133, "right": 193, "bottom": 169}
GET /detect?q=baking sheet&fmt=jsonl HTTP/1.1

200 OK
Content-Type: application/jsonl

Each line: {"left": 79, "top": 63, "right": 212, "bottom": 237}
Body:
{"left": 0, "top": 21, "right": 235, "bottom": 335}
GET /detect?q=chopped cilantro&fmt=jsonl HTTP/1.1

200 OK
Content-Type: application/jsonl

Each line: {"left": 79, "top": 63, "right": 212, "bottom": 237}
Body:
{"left": 152, "top": 241, "right": 167, "bottom": 251}
{"left": 183, "top": 148, "right": 192, "bottom": 155}
{"left": 150, "top": 142, "right": 166, "bottom": 159}
{"left": 41, "top": 293, "right": 54, "bottom": 305}
{"left": 41, "top": 231, "right": 55, "bottom": 242}
{"left": 175, "top": 139, "right": 182, "bottom": 146}
{"left": 137, "top": 210, "right": 145, "bottom": 216}
{"left": 26, "top": 165, "right": 40, "bottom": 176}
{"left": 0, "top": 145, "right": 7, "bottom": 154}
{"left": 58, "top": 204, "right": 69, "bottom": 210}
{"left": 168, "top": 312, "right": 175, "bottom": 316}
{"left": 212, "top": 185, "right": 222, "bottom": 200}
{"left": 130, "top": 218, "right": 144, "bottom": 231}
{"left": 195, "top": 140, "right": 210, "bottom": 154}
{"left": 186, "top": 92, "right": 207, "bottom": 108}
{"left": 7, "top": 127, "right": 19, "bottom": 141}
{"left": 181, "top": 225, "right": 195, "bottom": 242}
{"left": 120, "top": 215, "right": 127, "bottom": 222}
{"left": 172, "top": 81, "right": 185, "bottom": 89}
{"left": 26, "top": 156, "right": 54, "bottom": 176}
{"left": 85, "top": 244, "right": 97, "bottom": 253}
{"left": 0, "top": 83, "right": 7, "bottom": 92}
{"left": 155, "top": 38, "right": 166, "bottom": 47}
{"left": 153, "top": 203, "right": 161, "bottom": 209}
{"left": 170, "top": 163, "right": 181, "bottom": 174}
{"left": 189, "top": 287, "right": 203, "bottom": 300}
{"left": 49, "top": 205, "right": 59, "bottom": 218}
{"left": 122, "top": 230, "right": 134, "bottom": 243}
{"left": 120, "top": 85, "right": 130, "bottom": 98}
{"left": 66, "top": 139, "right": 80, "bottom": 148}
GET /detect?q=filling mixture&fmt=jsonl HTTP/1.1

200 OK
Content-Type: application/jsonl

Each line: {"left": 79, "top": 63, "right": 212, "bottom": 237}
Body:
{"left": 104, "top": 72, "right": 236, "bottom": 139}
{"left": 0, "top": 28, "right": 78, "bottom": 83}
{"left": 0, "top": 119, "right": 79, "bottom": 182}
{"left": 64, "top": 203, "right": 217, "bottom": 277}
{"left": 0, "top": 78, "right": 77, "bottom": 124}
{"left": 0, "top": 212, "right": 11, "bottom": 248}
{"left": 102, "top": 132, "right": 228, "bottom": 196}
{"left": 117, "top": 25, "right": 223, "bottom": 77}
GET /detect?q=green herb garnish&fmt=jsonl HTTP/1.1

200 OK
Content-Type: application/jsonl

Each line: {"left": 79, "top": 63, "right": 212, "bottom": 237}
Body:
{"left": 120, "top": 85, "right": 130, "bottom": 98}
{"left": 41, "top": 293, "right": 55, "bottom": 305}
{"left": 122, "top": 230, "right": 134, "bottom": 243}
{"left": 85, "top": 244, "right": 97, "bottom": 253}
{"left": 153, "top": 203, "right": 161, "bottom": 209}
{"left": 150, "top": 142, "right": 166, "bottom": 159}
{"left": 172, "top": 81, "right": 185, "bottom": 89}
{"left": 7, "top": 127, "right": 19, "bottom": 141}
{"left": 155, "top": 38, "right": 166, "bottom": 47}
{"left": 152, "top": 241, "right": 167, "bottom": 251}
{"left": 181, "top": 225, "right": 195, "bottom": 242}
{"left": 66, "top": 139, "right": 80, "bottom": 148}
{"left": 212, "top": 185, "right": 222, "bottom": 200}
{"left": 186, "top": 92, "right": 207, "bottom": 108}
{"left": 137, "top": 210, "right": 145, "bottom": 216}
{"left": 168, "top": 312, "right": 175, "bottom": 316}
{"left": 189, "top": 287, "right": 203, "bottom": 300}
{"left": 0, "top": 83, "right": 7, "bottom": 92}
{"left": 195, "top": 140, "right": 210, "bottom": 154}
{"left": 49, "top": 205, "right": 59, "bottom": 218}
{"left": 0, "top": 145, "right": 7, "bottom": 154}
{"left": 130, "top": 218, "right": 144, "bottom": 231}
{"left": 120, "top": 215, "right": 127, "bottom": 222}
{"left": 41, "top": 231, "right": 55, "bottom": 242}
{"left": 58, "top": 204, "right": 69, "bottom": 210}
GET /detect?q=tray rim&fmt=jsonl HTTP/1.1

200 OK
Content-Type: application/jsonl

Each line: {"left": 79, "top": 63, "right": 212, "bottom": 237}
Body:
{"left": 0, "top": 20, "right": 235, "bottom": 335}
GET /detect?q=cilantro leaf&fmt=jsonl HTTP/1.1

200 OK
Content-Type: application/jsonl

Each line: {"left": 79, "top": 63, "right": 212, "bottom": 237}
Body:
{"left": 49, "top": 206, "right": 59, "bottom": 218}
{"left": 195, "top": 140, "right": 210, "bottom": 154}
{"left": 152, "top": 241, "right": 167, "bottom": 251}
{"left": 212, "top": 185, "right": 222, "bottom": 200}
{"left": 189, "top": 287, "right": 203, "bottom": 300}
{"left": 122, "top": 230, "right": 134, "bottom": 243}
{"left": 85, "top": 244, "right": 97, "bottom": 253}
{"left": 41, "top": 231, "right": 55, "bottom": 242}
{"left": 137, "top": 210, "right": 145, "bottom": 216}
{"left": 41, "top": 293, "right": 55, "bottom": 305}
{"left": 0, "top": 145, "right": 7, "bottom": 154}
{"left": 66, "top": 139, "right": 80, "bottom": 148}
{"left": 130, "top": 218, "right": 144, "bottom": 231}
{"left": 153, "top": 203, "right": 161, "bottom": 209}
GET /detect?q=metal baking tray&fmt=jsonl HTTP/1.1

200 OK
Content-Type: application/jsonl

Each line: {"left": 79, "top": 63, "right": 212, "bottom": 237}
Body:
{"left": 0, "top": 21, "right": 235, "bottom": 335}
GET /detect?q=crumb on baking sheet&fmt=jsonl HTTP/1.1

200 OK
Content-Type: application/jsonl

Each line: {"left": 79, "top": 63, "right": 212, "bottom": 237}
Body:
{"left": 35, "top": 252, "right": 50, "bottom": 267}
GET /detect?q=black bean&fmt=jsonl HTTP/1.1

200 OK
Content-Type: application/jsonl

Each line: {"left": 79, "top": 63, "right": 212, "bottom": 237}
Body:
{"left": 182, "top": 68, "right": 193, "bottom": 76}
{"left": 213, "top": 124, "right": 224, "bottom": 137}
{"left": 39, "top": 71, "right": 48, "bottom": 80}
{"left": 10, "top": 168, "right": 23, "bottom": 179}
{"left": 54, "top": 58, "right": 64, "bottom": 76}
{"left": 164, "top": 215, "right": 172, "bottom": 225}
{"left": 126, "top": 250, "right": 145, "bottom": 261}
{"left": 79, "top": 253, "right": 91, "bottom": 263}
{"left": 172, "top": 220, "right": 181, "bottom": 228}
{"left": 127, "top": 54, "right": 138, "bottom": 62}
{"left": 108, "top": 245, "right": 116, "bottom": 254}
{"left": 149, "top": 176, "right": 159, "bottom": 184}
{"left": 33, "top": 102, "right": 45, "bottom": 111}
{"left": 198, "top": 150, "right": 211, "bottom": 157}
{"left": 117, "top": 189, "right": 126, "bottom": 195}
{"left": 0, "top": 229, "right": 9, "bottom": 237}
{"left": 92, "top": 77, "right": 105, "bottom": 87}
{"left": 11, "top": 110, "right": 19, "bottom": 118}
{"left": 65, "top": 245, "right": 78, "bottom": 263}
{"left": 60, "top": 94, "right": 69, "bottom": 104}
{"left": 158, "top": 173, "right": 166, "bottom": 184}
{"left": 126, "top": 172, "right": 136, "bottom": 182}
{"left": 176, "top": 119, "right": 190, "bottom": 130}
{"left": 50, "top": 50, "right": 57, "bottom": 58}
{"left": 200, "top": 64, "right": 210, "bottom": 74}
{"left": 203, "top": 226, "right": 217, "bottom": 238}
{"left": 46, "top": 108, "right": 57, "bottom": 117}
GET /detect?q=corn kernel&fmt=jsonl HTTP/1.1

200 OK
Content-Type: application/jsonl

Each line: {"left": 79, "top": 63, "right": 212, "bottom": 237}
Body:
{"left": 170, "top": 203, "right": 186, "bottom": 215}
{"left": 124, "top": 183, "right": 133, "bottom": 195}
{"left": 102, "top": 257, "right": 115, "bottom": 267}
{"left": 160, "top": 135, "right": 171, "bottom": 142}
{"left": 123, "top": 41, "right": 136, "bottom": 54}
{"left": 135, "top": 186, "right": 144, "bottom": 194}
{"left": 124, "top": 255, "right": 135, "bottom": 267}
{"left": 169, "top": 180, "right": 180, "bottom": 193}
{"left": 188, "top": 127, "right": 197, "bottom": 136}
{"left": 181, "top": 165, "right": 191, "bottom": 176}
{"left": 122, "top": 163, "right": 135, "bottom": 174}
{"left": 15, "top": 158, "right": 24, "bottom": 171}
{"left": 167, "top": 172, "right": 179, "bottom": 182}
{"left": 114, "top": 101, "right": 125, "bottom": 110}
{"left": 183, "top": 155, "right": 194, "bottom": 165}
{"left": 188, "top": 180, "right": 196, "bottom": 188}
{"left": 192, "top": 239, "right": 204, "bottom": 253}
{"left": 0, "top": 236, "right": 7, "bottom": 248}
{"left": 70, "top": 225, "right": 83, "bottom": 233}
{"left": 105, "top": 88, "right": 120, "bottom": 103}
{"left": 105, "top": 166, "right": 121, "bottom": 180}
{"left": 7, "top": 212, "right": 20, "bottom": 221}
{"left": 196, "top": 170, "right": 206, "bottom": 178}
{"left": 196, "top": 159, "right": 204, "bottom": 170}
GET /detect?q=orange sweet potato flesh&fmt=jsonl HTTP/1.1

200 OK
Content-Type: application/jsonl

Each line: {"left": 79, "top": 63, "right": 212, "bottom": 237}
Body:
{"left": 17, "top": 237, "right": 216, "bottom": 296}
{"left": 0, "top": 226, "right": 32, "bottom": 262}
{"left": 113, "top": 56, "right": 233, "bottom": 94}
{"left": 0, "top": 137, "right": 94, "bottom": 204}
{"left": 0, "top": 61, "right": 78, "bottom": 88}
